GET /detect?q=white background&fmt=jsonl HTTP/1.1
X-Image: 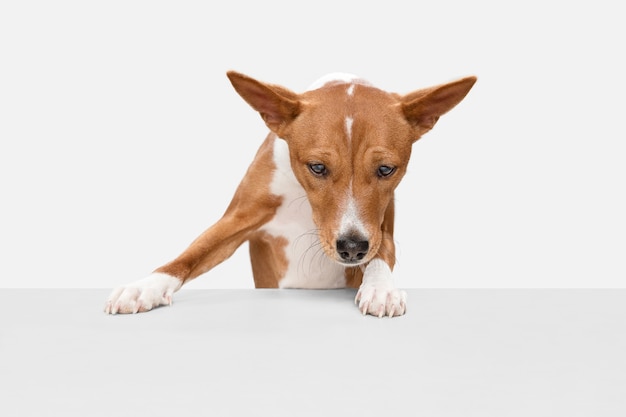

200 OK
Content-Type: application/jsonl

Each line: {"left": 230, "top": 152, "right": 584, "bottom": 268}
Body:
{"left": 1, "top": 0, "right": 624, "bottom": 289}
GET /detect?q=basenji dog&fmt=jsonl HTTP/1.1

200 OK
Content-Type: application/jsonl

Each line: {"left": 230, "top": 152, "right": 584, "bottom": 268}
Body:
{"left": 105, "top": 71, "right": 476, "bottom": 317}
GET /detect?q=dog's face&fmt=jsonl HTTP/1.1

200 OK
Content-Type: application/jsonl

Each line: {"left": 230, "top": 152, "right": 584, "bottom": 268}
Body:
{"left": 227, "top": 72, "right": 476, "bottom": 266}
{"left": 284, "top": 84, "right": 413, "bottom": 266}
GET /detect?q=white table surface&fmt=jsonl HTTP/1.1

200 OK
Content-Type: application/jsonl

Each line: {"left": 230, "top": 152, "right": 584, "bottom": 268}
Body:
{"left": 1, "top": 289, "right": 625, "bottom": 417}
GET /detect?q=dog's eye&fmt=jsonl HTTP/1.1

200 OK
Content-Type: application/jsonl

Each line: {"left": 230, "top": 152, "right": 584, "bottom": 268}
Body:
{"left": 377, "top": 165, "right": 395, "bottom": 178}
{"left": 308, "top": 163, "right": 328, "bottom": 177}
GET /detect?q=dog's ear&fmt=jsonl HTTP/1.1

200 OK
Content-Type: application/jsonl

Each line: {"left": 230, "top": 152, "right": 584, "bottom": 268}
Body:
{"left": 227, "top": 71, "right": 301, "bottom": 135}
{"left": 401, "top": 76, "right": 477, "bottom": 139}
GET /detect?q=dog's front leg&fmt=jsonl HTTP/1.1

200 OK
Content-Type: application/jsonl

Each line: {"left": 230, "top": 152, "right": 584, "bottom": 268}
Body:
{"left": 354, "top": 201, "right": 407, "bottom": 318}
{"left": 355, "top": 259, "right": 407, "bottom": 318}
{"left": 105, "top": 137, "right": 282, "bottom": 314}
{"left": 104, "top": 209, "right": 270, "bottom": 314}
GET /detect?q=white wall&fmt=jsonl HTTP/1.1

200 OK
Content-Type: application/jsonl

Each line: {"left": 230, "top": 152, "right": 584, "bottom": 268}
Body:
{"left": 1, "top": 1, "right": 624, "bottom": 289}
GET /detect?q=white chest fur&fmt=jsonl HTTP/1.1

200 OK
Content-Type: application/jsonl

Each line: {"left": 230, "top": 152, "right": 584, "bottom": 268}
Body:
{"left": 260, "top": 138, "right": 346, "bottom": 288}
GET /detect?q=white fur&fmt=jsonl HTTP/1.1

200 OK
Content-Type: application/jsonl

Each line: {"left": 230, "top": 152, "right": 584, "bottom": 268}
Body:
{"left": 347, "top": 84, "right": 355, "bottom": 96}
{"left": 355, "top": 259, "right": 407, "bottom": 317}
{"left": 105, "top": 273, "right": 182, "bottom": 314}
{"left": 261, "top": 138, "right": 346, "bottom": 289}
{"left": 307, "top": 73, "right": 370, "bottom": 91}
{"left": 344, "top": 116, "right": 353, "bottom": 142}
{"left": 338, "top": 185, "right": 368, "bottom": 240}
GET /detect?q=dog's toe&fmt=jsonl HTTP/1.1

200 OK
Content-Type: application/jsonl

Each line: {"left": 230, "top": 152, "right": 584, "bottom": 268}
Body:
{"left": 104, "top": 273, "right": 181, "bottom": 315}
{"left": 355, "top": 283, "right": 406, "bottom": 318}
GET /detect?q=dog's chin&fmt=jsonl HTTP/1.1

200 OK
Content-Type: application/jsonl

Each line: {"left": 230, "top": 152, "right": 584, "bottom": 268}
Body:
{"left": 335, "top": 259, "right": 368, "bottom": 268}
{"left": 329, "top": 253, "right": 373, "bottom": 268}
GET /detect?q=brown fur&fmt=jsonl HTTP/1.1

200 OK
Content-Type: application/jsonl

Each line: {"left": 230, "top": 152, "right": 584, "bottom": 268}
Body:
{"left": 249, "top": 232, "right": 289, "bottom": 288}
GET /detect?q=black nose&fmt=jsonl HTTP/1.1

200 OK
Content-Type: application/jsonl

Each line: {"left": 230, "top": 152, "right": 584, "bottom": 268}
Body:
{"left": 336, "top": 237, "right": 369, "bottom": 263}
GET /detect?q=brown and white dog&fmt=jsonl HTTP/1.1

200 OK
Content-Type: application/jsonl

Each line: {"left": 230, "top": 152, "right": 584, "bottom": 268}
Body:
{"left": 105, "top": 71, "right": 476, "bottom": 317}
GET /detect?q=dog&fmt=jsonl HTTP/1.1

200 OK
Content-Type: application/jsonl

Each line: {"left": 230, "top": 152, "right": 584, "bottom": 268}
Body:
{"left": 105, "top": 71, "right": 476, "bottom": 317}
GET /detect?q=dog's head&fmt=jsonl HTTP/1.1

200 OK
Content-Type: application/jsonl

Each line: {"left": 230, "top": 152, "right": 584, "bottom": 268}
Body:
{"left": 227, "top": 71, "right": 476, "bottom": 266}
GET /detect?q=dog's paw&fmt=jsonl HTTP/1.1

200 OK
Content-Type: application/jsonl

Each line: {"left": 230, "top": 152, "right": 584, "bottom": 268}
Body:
{"left": 104, "top": 273, "right": 182, "bottom": 314}
{"left": 355, "top": 283, "right": 407, "bottom": 318}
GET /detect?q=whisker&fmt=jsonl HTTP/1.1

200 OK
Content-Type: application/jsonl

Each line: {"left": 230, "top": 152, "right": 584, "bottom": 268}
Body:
{"left": 294, "top": 228, "right": 325, "bottom": 280}
{"left": 287, "top": 194, "right": 309, "bottom": 210}
{"left": 313, "top": 244, "right": 328, "bottom": 276}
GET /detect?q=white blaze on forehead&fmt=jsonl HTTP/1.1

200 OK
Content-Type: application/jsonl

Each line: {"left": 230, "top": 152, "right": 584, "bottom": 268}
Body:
{"left": 344, "top": 116, "right": 353, "bottom": 142}
{"left": 307, "top": 73, "right": 371, "bottom": 91}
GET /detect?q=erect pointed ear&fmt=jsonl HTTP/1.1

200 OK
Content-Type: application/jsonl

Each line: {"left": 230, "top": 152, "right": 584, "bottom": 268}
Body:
{"left": 401, "top": 76, "right": 477, "bottom": 139}
{"left": 226, "top": 71, "right": 301, "bottom": 135}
